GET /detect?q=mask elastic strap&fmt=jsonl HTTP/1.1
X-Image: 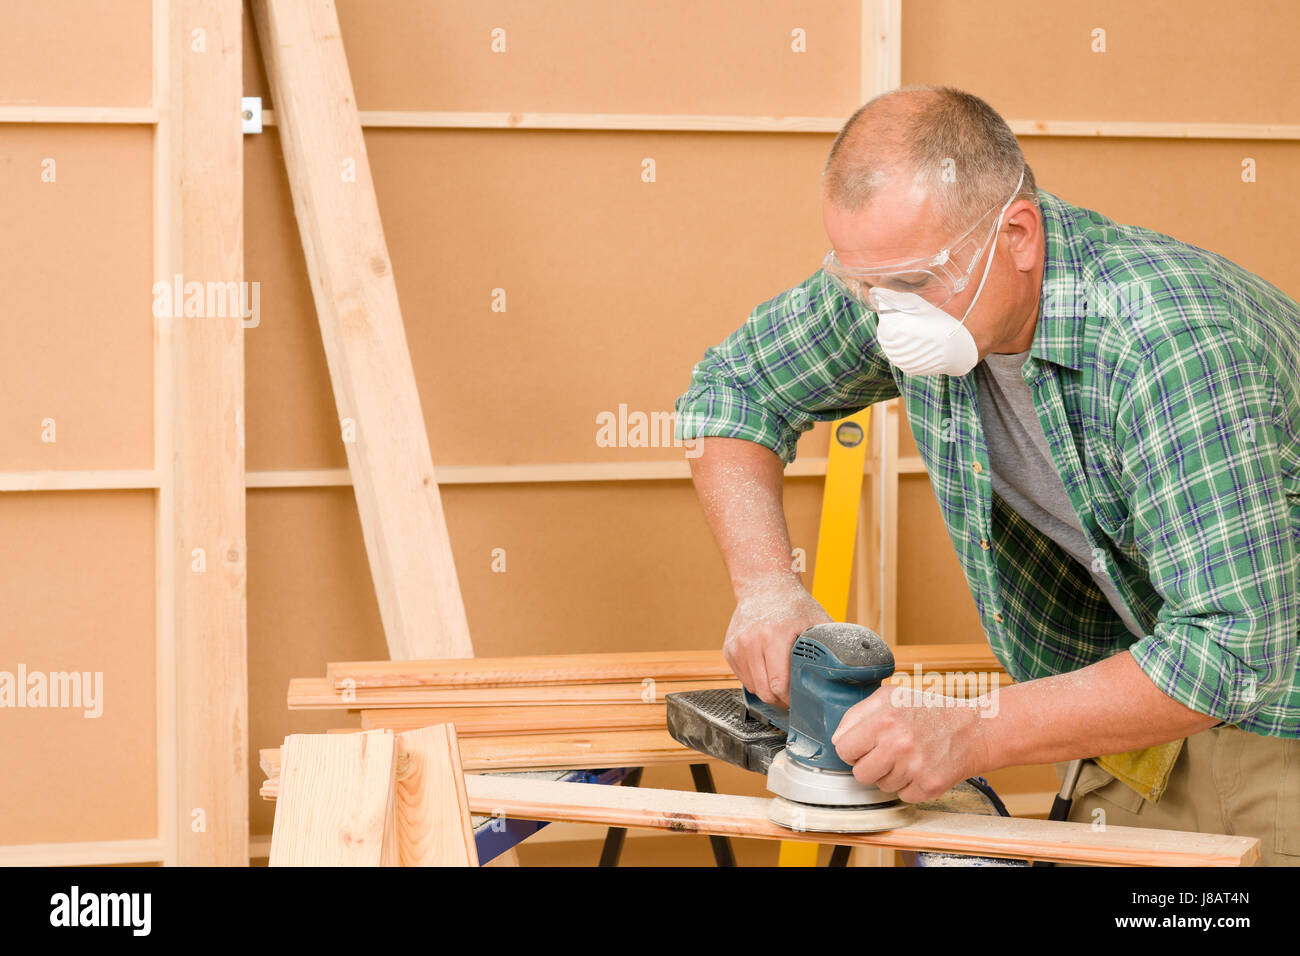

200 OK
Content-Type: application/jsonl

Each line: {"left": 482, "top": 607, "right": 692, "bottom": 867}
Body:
{"left": 950, "top": 168, "right": 1026, "bottom": 333}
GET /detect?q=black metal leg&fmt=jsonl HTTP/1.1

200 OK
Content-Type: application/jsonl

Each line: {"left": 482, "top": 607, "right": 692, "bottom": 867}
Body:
{"left": 598, "top": 767, "right": 644, "bottom": 867}
{"left": 689, "top": 763, "right": 737, "bottom": 867}
{"left": 828, "top": 845, "right": 853, "bottom": 867}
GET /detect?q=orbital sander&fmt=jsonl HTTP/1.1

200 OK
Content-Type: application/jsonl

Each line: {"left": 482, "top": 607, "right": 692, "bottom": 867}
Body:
{"left": 666, "top": 622, "right": 915, "bottom": 833}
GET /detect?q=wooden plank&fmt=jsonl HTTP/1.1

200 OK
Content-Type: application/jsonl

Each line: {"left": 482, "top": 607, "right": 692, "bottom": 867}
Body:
{"left": 259, "top": 763, "right": 1259, "bottom": 865}
{"left": 0, "top": 839, "right": 166, "bottom": 867}
{"left": 291, "top": 661, "right": 1004, "bottom": 712}
{"left": 0, "top": 470, "right": 160, "bottom": 492}
{"left": 362, "top": 703, "right": 668, "bottom": 736}
{"left": 894, "top": 643, "right": 1006, "bottom": 672}
{"left": 152, "top": 0, "right": 177, "bottom": 866}
{"left": 459, "top": 729, "right": 689, "bottom": 772}
{"left": 462, "top": 776, "right": 1259, "bottom": 867}
{"left": 161, "top": 0, "right": 249, "bottom": 867}
{"left": 243, "top": 456, "right": 850, "bottom": 488}
{"left": 261, "top": 109, "right": 846, "bottom": 133}
{"left": 1009, "top": 119, "right": 1300, "bottom": 141}
{"left": 251, "top": 110, "right": 1300, "bottom": 142}
{"left": 394, "top": 726, "right": 478, "bottom": 866}
{"left": 258, "top": 747, "right": 279, "bottom": 783}
{"left": 329, "top": 649, "right": 733, "bottom": 690}
{"left": 289, "top": 677, "right": 741, "bottom": 710}
{"left": 0, "top": 106, "right": 159, "bottom": 124}
{"left": 250, "top": 0, "right": 471, "bottom": 661}
{"left": 326, "top": 643, "right": 1003, "bottom": 691}
{"left": 269, "top": 730, "right": 398, "bottom": 866}
{"left": 260, "top": 727, "right": 696, "bottom": 798}
{"left": 862, "top": 0, "right": 902, "bottom": 101}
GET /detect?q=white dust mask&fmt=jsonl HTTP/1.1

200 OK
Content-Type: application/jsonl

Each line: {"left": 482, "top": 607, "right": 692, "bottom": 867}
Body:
{"left": 867, "top": 172, "right": 1023, "bottom": 377}
{"left": 870, "top": 287, "right": 981, "bottom": 377}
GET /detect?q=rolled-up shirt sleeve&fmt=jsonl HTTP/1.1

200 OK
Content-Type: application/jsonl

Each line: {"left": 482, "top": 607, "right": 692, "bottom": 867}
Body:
{"left": 1116, "top": 322, "right": 1299, "bottom": 724}
{"left": 674, "top": 268, "right": 900, "bottom": 464}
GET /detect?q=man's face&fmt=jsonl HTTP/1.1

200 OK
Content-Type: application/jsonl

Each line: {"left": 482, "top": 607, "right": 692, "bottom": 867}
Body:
{"left": 822, "top": 181, "right": 1041, "bottom": 359}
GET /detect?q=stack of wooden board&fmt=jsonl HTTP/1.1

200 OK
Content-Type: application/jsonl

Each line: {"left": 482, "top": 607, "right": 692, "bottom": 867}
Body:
{"left": 271, "top": 645, "right": 1009, "bottom": 784}
{"left": 264, "top": 650, "right": 1263, "bottom": 866}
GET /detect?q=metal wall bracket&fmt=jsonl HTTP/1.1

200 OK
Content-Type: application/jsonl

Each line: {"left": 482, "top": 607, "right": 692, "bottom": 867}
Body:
{"left": 241, "top": 96, "right": 263, "bottom": 134}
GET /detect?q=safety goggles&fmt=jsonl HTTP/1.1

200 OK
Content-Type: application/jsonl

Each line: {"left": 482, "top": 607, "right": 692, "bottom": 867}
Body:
{"left": 823, "top": 184, "right": 1017, "bottom": 310}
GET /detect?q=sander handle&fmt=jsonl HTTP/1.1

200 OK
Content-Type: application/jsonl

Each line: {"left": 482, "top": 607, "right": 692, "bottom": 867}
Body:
{"left": 741, "top": 689, "right": 791, "bottom": 734}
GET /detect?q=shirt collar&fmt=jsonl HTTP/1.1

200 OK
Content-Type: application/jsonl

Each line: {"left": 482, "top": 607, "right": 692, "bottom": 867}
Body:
{"left": 1029, "top": 190, "right": 1088, "bottom": 373}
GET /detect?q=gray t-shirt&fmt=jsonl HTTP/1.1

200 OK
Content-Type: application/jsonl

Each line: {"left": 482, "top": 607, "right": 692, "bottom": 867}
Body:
{"left": 975, "top": 350, "right": 1145, "bottom": 639}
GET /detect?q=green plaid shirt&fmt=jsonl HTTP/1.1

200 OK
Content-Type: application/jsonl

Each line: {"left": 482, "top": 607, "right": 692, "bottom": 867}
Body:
{"left": 676, "top": 190, "right": 1300, "bottom": 738}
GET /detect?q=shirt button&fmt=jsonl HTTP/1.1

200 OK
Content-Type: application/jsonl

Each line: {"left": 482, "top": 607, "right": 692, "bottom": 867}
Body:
{"left": 979, "top": 539, "right": 991, "bottom": 550}
{"left": 972, "top": 461, "right": 984, "bottom": 474}
{"left": 993, "top": 612, "right": 1005, "bottom": 624}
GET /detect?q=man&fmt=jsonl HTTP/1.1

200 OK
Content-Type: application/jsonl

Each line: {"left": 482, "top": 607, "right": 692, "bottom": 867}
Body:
{"left": 675, "top": 86, "right": 1299, "bottom": 864}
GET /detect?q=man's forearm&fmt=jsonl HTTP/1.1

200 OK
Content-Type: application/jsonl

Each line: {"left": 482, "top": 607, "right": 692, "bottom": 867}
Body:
{"left": 978, "top": 651, "right": 1220, "bottom": 771}
{"left": 687, "top": 437, "right": 799, "bottom": 594}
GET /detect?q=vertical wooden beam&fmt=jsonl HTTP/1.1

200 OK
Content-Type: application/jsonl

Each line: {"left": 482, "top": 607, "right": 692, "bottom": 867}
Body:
{"left": 856, "top": 0, "right": 902, "bottom": 656}
{"left": 250, "top": 0, "right": 473, "bottom": 661}
{"left": 395, "top": 725, "right": 478, "bottom": 866}
{"left": 151, "top": 0, "right": 178, "bottom": 869}
{"left": 861, "top": 0, "right": 902, "bottom": 101}
{"left": 870, "top": 4, "right": 901, "bottom": 867}
{"left": 159, "top": 0, "right": 249, "bottom": 865}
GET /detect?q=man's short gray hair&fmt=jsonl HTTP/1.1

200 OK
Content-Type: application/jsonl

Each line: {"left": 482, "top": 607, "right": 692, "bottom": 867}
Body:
{"left": 823, "top": 86, "right": 1038, "bottom": 234}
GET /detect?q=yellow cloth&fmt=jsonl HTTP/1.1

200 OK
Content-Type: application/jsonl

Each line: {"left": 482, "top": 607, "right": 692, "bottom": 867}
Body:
{"left": 1093, "top": 738, "right": 1185, "bottom": 803}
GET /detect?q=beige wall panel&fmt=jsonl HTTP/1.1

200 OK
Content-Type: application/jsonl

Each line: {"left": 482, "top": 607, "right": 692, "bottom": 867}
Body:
{"left": 245, "top": 129, "right": 835, "bottom": 469}
{"left": 0, "top": 492, "right": 156, "bottom": 844}
{"left": 0, "top": 126, "right": 154, "bottom": 470}
{"left": 903, "top": 0, "right": 1300, "bottom": 124}
{"left": 985, "top": 763, "right": 1059, "bottom": 799}
{"left": 243, "top": 133, "right": 344, "bottom": 471}
{"left": 0, "top": 1, "right": 152, "bottom": 107}
{"left": 243, "top": 0, "right": 861, "bottom": 116}
{"left": 246, "top": 487, "right": 382, "bottom": 836}
{"left": 443, "top": 478, "right": 823, "bottom": 658}
{"left": 1023, "top": 137, "right": 1300, "bottom": 299}
{"left": 247, "top": 478, "right": 823, "bottom": 833}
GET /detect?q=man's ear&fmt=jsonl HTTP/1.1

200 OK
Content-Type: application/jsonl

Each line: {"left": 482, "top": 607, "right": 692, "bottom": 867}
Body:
{"left": 1005, "top": 201, "right": 1042, "bottom": 272}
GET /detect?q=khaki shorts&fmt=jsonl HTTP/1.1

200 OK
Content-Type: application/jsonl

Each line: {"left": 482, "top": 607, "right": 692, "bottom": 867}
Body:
{"left": 1060, "top": 725, "right": 1300, "bottom": 867}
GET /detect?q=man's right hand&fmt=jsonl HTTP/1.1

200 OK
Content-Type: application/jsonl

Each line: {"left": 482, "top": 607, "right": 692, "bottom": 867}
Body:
{"left": 723, "top": 576, "right": 832, "bottom": 707}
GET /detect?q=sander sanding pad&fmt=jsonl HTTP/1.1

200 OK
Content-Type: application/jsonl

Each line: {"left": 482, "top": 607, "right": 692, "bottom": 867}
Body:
{"left": 767, "top": 795, "right": 917, "bottom": 834}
